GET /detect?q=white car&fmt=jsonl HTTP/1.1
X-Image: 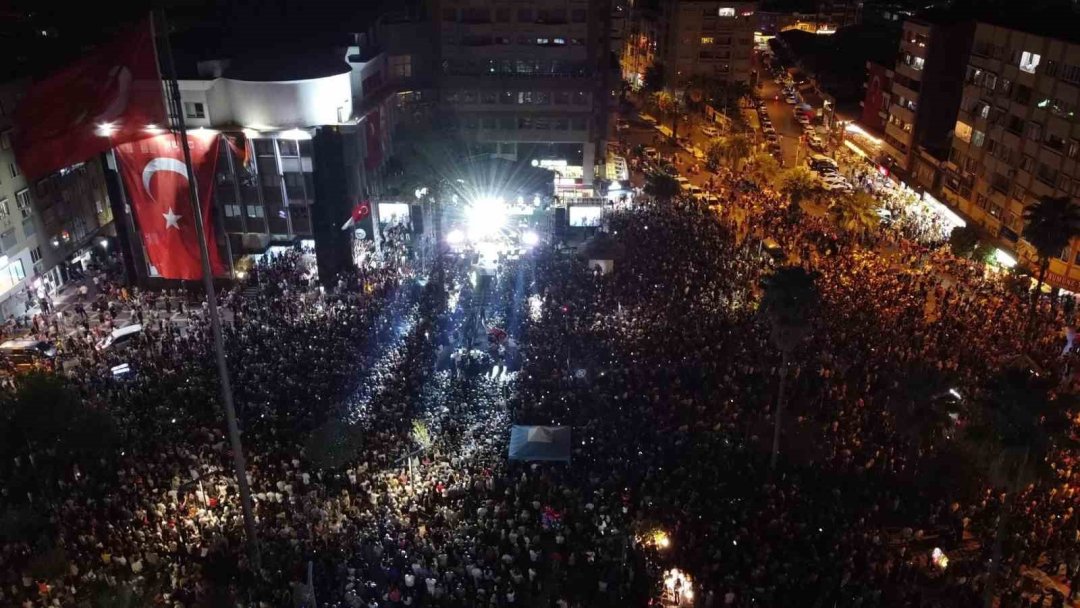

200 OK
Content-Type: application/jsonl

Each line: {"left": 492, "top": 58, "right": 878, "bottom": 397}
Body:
{"left": 644, "top": 146, "right": 659, "bottom": 160}
{"left": 820, "top": 173, "right": 848, "bottom": 185}
{"left": 675, "top": 176, "right": 691, "bottom": 188}
{"left": 785, "top": 96, "right": 798, "bottom": 105}
{"left": 701, "top": 125, "right": 719, "bottom": 137}
{"left": 762, "top": 125, "right": 776, "bottom": 135}
{"left": 823, "top": 181, "right": 853, "bottom": 192}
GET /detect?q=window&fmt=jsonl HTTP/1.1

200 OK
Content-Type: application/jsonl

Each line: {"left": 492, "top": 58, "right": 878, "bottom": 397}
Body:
{"left": 1013, "top": 84, "right": 1032, "bottom": 104}
{"left": 983, "top": 73, "right": 997, "bottom": 91}
{"left": 553, "top": 38, "right": 565, "bottom": 45}
{"left": 184, "top": 102, "right": 205, "bottom": 119}
{"left": 389, "top": 55, "right": 412, "bottom": 79}
{"left": 1019, "top": 51, "right": 1041, "bottom": 74}
{"left": 0, "top": 130, "right": 10, "bottom": 150}
{"left": 1045, "top": 133, "right": 1067, "bottom": 153}
{"left": 30, "top": 247, "right": 41, "bottom": 263}
{"left": 571, "top": 9, "right": 586, "bottom": 22}
{"left": 224, "top": 204, "right": 241, "bottom": 217}
{"left": 972, "top": 130, "right": 986, "bottom": 147}
{"left": 15, "top": 189, "right": 30, "bottom": 219}
{"left": 246, "top": 205, "right": 265, "bottom": 218}
{"left": 8, "top": 163, "right": 17, "bottom": 178}
{"left": 718, "top": 7, "right": 735, "bottom": 16}
{"left": 701, "top": 37, "right": 714, "bottom": 44}
{"left": 0, "top": 200, "right": 8, "bottom": 220}
{"left": 954, "top": 121, "right": 972, "bottom": 143}
{"left": 1069, "top": 140, "right": 1080, "bottom": 159}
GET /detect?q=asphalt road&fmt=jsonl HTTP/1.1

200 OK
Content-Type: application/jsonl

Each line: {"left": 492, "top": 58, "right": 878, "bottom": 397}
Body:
{"left": 757, "top": 77, "right": 810, "bottom": 170}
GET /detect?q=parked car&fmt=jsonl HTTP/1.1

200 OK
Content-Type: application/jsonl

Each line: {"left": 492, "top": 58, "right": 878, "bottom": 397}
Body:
{"left": 808, "top": 136, "right": 826, "bottom": 151}
{"left": 765, "top": 133, "right": 779, "bottom": 144}
{"left": 97, "top": 324, "right": 144, "bottom": 351}
{"left": 763, "top": 125, "right": 776, "bottom": 135}
{"left": 785, "top": 96, "right": 798, "bottom": 105}
{"left": 615, "top": 118, "right": 630, "bottom": 131}
{"left": 823, "top": 181, "right": 853, "bottom": 192}
{"left": 809, "top": 154, "right": 837, "bottom": 168}
{"left": 701, "top": 125, "right": 719, "bottom": 138}
{"left": 643, "top": 147, "right": 659, "bottom": 160}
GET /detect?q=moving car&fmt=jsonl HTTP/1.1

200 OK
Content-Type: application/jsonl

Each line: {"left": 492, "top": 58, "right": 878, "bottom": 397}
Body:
{"left": 0, "top": 339, "right": 57, "bottom": 372}
{"left": 97, "top": 324, "right": 143, "bottom": 351}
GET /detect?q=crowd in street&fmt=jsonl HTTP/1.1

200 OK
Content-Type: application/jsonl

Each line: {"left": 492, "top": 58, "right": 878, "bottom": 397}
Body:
{"left": 1, "top": 131, "right": 1080, "bottom": 608}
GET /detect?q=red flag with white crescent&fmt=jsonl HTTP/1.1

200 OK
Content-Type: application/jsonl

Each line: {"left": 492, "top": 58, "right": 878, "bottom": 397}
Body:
{"left": 115, "top": 132, "right": 226, "bottom": 280}
{"left": 13, "top": 18, "right": 166, "bottom": 180}
{"left": 341, "top": 201, "right": 371, "bottom": 231}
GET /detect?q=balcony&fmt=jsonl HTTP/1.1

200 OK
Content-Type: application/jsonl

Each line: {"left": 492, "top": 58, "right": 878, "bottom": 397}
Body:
{"left": 894, "top": 62, "right": 923, "bottom": 83}
{"left": 885, "top": 121, "right": 913, "bottom": 147}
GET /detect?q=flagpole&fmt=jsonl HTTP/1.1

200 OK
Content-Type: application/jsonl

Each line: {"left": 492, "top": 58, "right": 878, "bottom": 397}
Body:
{"left": 153, "top": 8, "right": 261, "bottom": 567}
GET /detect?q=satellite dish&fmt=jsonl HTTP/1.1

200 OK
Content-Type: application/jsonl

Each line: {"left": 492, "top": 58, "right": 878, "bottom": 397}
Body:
{"left": 354, "top": 228, "right": 367, "bottom": 240}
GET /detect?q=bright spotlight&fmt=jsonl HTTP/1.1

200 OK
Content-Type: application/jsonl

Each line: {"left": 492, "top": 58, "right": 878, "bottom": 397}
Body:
{"left": 96, "top": 122, "right": 117, "bottom": 137}
{"left": 446, "top": 229, "right": 465, "bottom": 245}
{"left": 522, "top": 230, "right": 539, "bottom": 246}
{"left": 465, "top": 196, "right": 507, "bottom": 241}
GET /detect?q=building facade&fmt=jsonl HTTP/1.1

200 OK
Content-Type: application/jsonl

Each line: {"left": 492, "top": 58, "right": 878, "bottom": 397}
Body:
{"left": 169, "top": 46, "right": 400, "bottom": 259}
{"left": 879, "top": 16, "right": 974, "bottom": 175}
{"left": 659, "top": 0, "right": 756, "bottom": 88}
{"left": 859, "top": 59, "right": 892, "bottom": 136}
{"left": 943, "top": 22, "right": 1080, "bottom": 289}
{"left": 0, "top": 80, "right": 115, "bottom": 319}
{"left": 432, "top": 0, "right": 615, "bottom": 189}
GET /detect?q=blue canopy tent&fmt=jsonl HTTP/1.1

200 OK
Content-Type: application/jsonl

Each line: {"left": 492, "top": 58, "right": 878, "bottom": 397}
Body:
{"left": 508, "top": 426, "right": 571, "bottom": 462}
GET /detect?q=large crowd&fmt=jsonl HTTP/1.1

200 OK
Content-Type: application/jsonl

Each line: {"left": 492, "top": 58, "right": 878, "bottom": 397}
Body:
{"left": 0, "top": 126, "right": 1079, "bottom": 608}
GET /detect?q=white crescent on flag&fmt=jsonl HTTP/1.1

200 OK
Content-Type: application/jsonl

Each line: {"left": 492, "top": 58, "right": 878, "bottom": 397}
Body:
{"left": 142, "top": 157, "right": 189, "bottom": 198}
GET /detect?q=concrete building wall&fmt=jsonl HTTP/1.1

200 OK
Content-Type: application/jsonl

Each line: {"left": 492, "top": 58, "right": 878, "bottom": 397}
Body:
{"left": 662, "top": 0, "right": 756, "bottom": 87}
{"left": 943, "top": 22, "right": 1080, "bottom": 290}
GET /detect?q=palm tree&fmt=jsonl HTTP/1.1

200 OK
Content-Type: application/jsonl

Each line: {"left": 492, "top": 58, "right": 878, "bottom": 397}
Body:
{"left": 725, "top": 134, "right": 753, "bottom": 170}
{"left": 748, "top": 152, "right": 781, "bottom": 183}
{"left": 827, "top": 192, "right": 880, "bottom": 239}
{"left": 967, "top": 367, "right": 1058, "bottom": 607}
{"left": 778, "top": 167, "right": 819, "bottom": 209}
{"left": 645, "top": 171, "right": 681, "bottom": 200}
{"left": 1021, "top": 196, "right": 1080, "bottom": 322}
{"left": 760, "top": 266, "right": 820, "bottom": 469}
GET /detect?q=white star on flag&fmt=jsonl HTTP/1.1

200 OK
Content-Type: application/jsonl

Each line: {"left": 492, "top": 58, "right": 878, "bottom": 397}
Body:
{"left": 163, "top": 207, "right": 182, "bottom": 230}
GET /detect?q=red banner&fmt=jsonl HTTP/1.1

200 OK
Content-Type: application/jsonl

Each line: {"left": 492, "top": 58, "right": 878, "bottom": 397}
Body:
{"left": 365, "top": 110, "right": 382, "bottom": 170}
{"left": 13, "top": 18, "right": 166, "bottom": 180}
{"left": 116, "top": 132, "right": 225, "bottom": 280}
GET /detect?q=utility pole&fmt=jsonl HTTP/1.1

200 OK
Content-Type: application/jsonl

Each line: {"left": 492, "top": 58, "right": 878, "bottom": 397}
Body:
{"left": 154, "top": 8, "right": 261, "bottom": 567}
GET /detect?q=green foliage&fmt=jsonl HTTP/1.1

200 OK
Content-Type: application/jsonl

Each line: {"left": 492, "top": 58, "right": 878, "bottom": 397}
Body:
{"left": 643, "top": 64, "right": 665, "bottom": 92}
{"left": 777, "top": 167, "right": 819, "bottom": 207}
{"left": 827, "top": 192, "right": 879, "bottom": 237}
{"left": 304, "top": 419, "right": 363, "bottom": 471}
{"left": 948, "top": 225, "right": 981, "bottom": 259}
{"left": 644, "top": 171, "right": 681, "bottom": 200}
{"left": 749, "top": 152, "right": 781, "bottom": 183}
{"left": 760, "top": 266, "right": 820, "bottom": 353}
{"left": 0, "top": 373, "right": 119, "bottom": 483}
{"left": 1022, "top": 196, "right": 1080, "bottom": 275}
{"left": 411, "top": 420, "right": 433, "bottom": 449}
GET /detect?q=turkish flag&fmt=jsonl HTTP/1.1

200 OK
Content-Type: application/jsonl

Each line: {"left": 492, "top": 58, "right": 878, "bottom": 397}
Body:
{"left": 13, "top": 18, "right": 166, "bottom": 181}
{"left": 115, "top": 132, "right": 226, "bottom": 280}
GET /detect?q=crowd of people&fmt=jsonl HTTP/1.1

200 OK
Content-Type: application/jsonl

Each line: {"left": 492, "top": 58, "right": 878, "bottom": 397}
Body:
{"left": 1, "top": 123, "right": 1080, "bottom": 608}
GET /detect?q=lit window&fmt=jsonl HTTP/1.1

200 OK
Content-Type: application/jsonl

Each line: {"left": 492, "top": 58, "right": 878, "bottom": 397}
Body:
{"left": 701, "top": 37, "right": 714, "bottom": 44}
{"left": 972, "top": 130, "right": 986, "bottom": 147}
{"left": 553, "top": 38, "right": 566, "bottom": 45}
{"left": 184, "top": 102, "right": 205, "bottom": 119}
{"left": 1019, "top": 51, "right": 1041, "bottom": 74}
{"left": 954, "top": 121, "right": 972, "bottom": 143}
{"left": 718, "top": 7, "right": 735, "bottom": 16}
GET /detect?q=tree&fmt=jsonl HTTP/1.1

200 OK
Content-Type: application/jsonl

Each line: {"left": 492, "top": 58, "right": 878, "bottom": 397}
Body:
{"left": 651, "top": 89, "right": 684, "bottom": 141}
{"left": 967, "top": 367, "right": 1060, "bottom": 607}
{"left": 748, "top": 152, "right": 781, "bottom": 183}
{"left": 1022, "top": 196, "right": 1080, "bottom": 322}
{"left": 725, "top": 135, "right": 753, "bottom": 170}
{"left": 645, "top": 171, "right": 681, "bottom": 200}
{"left": 827, "top": 191, "right": 879, "bottom": 239}
{"left": 778, "top": 167, "right": 819, "bottom": 209}
{"left": 0, "top": 373, "right": 119, "bottom": 503}
{"left": 643, "top": 64, "right": 665, "bottom": 93}
{"left": 759, "top": 266, "right": 820, "bottom": 470}
{"left": 949, "top": 224, "right": 981, "bottom": 259}
{"left": 304, "top": 419, "right": 363, "bottom": 470}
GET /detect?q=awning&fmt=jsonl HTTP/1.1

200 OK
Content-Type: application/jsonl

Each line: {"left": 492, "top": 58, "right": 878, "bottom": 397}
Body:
{"left": 508, "top": 426, "right": 571, "bottom": 462}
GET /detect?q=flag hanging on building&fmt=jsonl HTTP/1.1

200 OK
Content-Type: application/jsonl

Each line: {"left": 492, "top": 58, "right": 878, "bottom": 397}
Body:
{"left": 115, "top": 132, "right": 226, "bottom": 280}
{"left": 13, "top": 18, "right": 166, "bottom": 181}
{"left": 341, "top": 201, "right": 371, "bottom": 231}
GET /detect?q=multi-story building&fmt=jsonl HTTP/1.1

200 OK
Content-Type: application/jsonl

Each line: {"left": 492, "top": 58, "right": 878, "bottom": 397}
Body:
{"left": 859, "top": 60, "right": 892, "bottom": 136}
{"left": 109, "top": 39, "right": 407, "bottom": 281}
{"left": 879, "top": 15, "right": 974, "bottom": 176}
{"left": 0, "top": 80, "right": 115, "bottom": 318}
{"left": 814, "top": 0, "right": 861, "bottom": 29}
{"left": 622, "top": 0, "right": 663, "bottom": 87}
{"left": 944, "top": 21, "right": 1080, "bottom": 289}
{"left": 658, "top": 0, "right": 756, "bottom": 88}
{"left": 432, "top": 0, "right": 615, "bottom": 190}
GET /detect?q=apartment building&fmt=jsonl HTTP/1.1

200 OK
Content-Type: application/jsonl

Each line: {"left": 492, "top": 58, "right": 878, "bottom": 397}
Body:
{"left": 622, "top": 0, "right": 663, "bottom": 86}
{"left": 859, "top": 59, "right": 892, "bottom": 136}
{"left": 659, "top": 0, "right": 756, "bottom": 87}
{"left": 944, "top": 22, "right": 1080, "bottom": 289}
{"left": 879, "top": 15, "right": 974, "bottom": 175}
{"left": 433, "top": 0, "right": 614, "bottom": 189}
{"left": 0, "top": 80, "right": 114, "bottom": 318}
